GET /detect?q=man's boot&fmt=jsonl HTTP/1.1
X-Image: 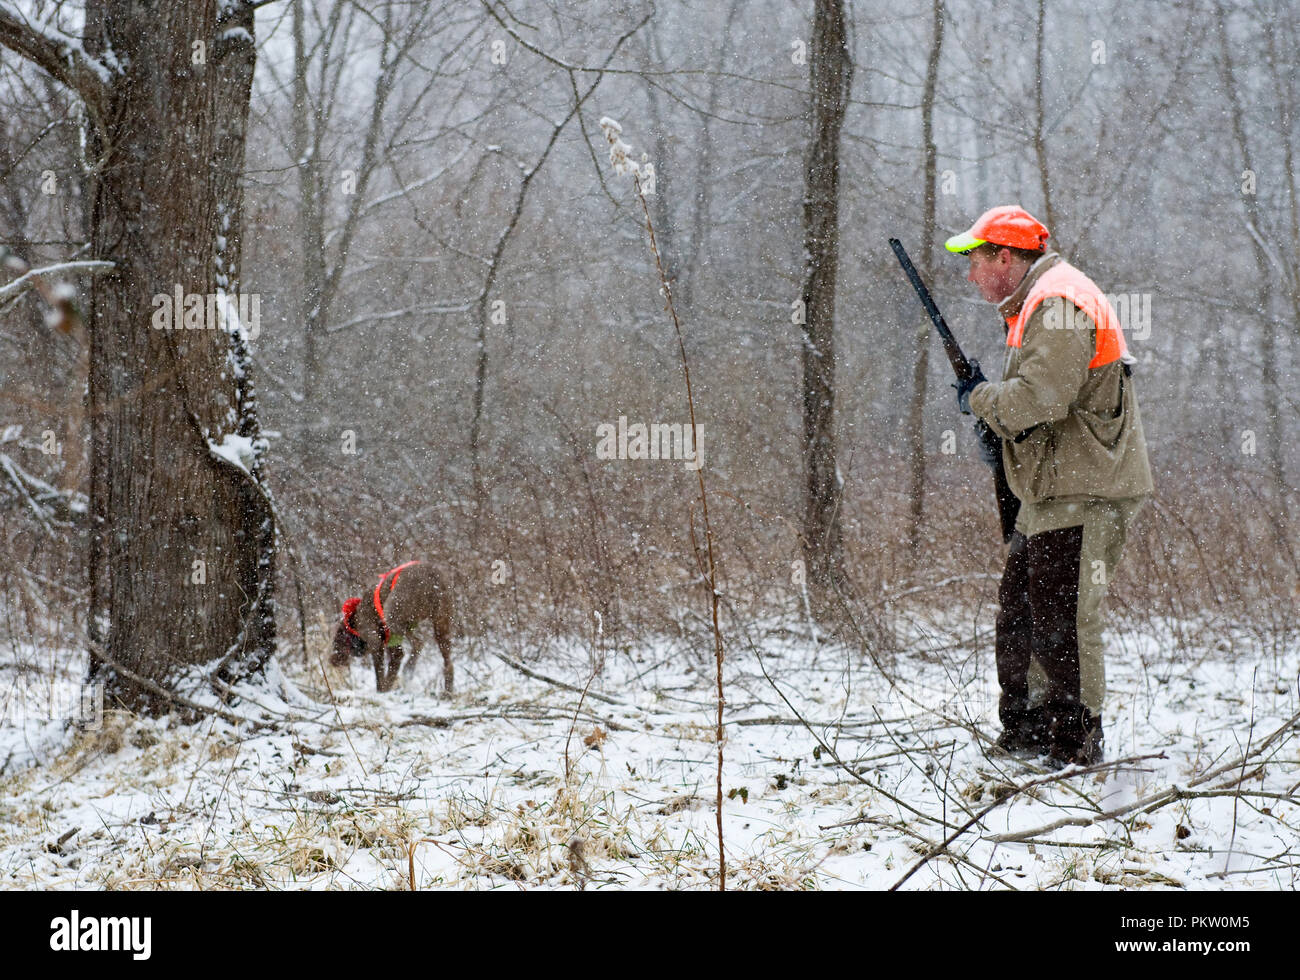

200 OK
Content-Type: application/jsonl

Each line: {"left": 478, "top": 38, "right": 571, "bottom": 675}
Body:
{"left": 994, "top": 695, "right": 1049, "bottom": 755}
{"left": 1046, "top": 701, "right": 1104, "bottom": 768}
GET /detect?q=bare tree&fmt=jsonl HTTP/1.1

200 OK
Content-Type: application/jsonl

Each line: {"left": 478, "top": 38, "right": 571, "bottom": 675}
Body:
{"left": 1214, "top": 0, "right": 1287, "bottom": 513}
{"left": 466, "top": 5, "right": 650, "bottom": 510}
{"left": 906, "top": 0, "right": 945, "bottom": 551}
{"left": 290, "top": 0, "right": 331, "bottom": 446}
{"left": 1031, "top": 0, "right": 1056, "bottom": 233}
{"left": 289, "top": 1, "right": 441, "bottom": 459}
{"left": 0, "top": 76, "right": 89, "bottom": 493}
{"left": 677, "top": 0, "right": 744, "bottom": 316}
{"left": 800, "top": 0, "right": 852, "bottom": 609}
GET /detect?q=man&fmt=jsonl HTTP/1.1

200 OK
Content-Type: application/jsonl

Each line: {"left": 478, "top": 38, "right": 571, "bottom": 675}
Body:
{"left": 945, "top": 205, "right": 1153, "bottom": 768}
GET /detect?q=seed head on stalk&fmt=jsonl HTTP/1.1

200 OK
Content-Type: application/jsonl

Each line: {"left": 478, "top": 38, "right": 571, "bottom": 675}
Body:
{"left": 598, "top": 116, "right": 643, "bottom": 179}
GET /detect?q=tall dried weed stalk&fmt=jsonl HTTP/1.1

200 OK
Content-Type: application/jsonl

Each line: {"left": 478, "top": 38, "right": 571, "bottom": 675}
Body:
{"left": 601, "top": 117, "right": 728, "bottom": 890}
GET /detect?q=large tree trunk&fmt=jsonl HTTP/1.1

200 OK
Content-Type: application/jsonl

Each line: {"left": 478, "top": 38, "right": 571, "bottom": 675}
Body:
{"left": 71, "top": 0, "right": 273, "bottom": 712}
{"left": 799, "top": 0, "right": 852, "bottom": 608}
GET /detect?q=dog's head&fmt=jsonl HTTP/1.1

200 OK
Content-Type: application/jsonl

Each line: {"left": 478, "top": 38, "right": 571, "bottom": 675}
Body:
{"left": 330, "top": 597, "right": 367, "bottom": 666}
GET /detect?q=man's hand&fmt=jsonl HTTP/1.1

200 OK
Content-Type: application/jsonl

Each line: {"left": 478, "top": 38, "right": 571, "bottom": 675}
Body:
{"left": 954, "top": 359, "right": 987, "bottom": 415}
{"left": 974, "top": 418, "right": 1001, "bottom": 469}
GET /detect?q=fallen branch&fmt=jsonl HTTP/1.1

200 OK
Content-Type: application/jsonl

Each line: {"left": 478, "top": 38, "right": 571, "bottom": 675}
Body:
{"left": 986, "top": 706, "right": 1300, "bottom": 845}
{"left": 1208, "top": 860, "right": 1300, "bottom": 880}
{"left": 891, "top": 752, "right": 1166, "bottom": 890}
{"left": 841, "top": 814, "right": 1019, "bottom": 891}
{"left": 86, "top": 640, "right": 263, "bottom": 730}
{"left": 738, "top": 617, "right": 963, "bottom": 831}
{"left": 729, "top": 712, "right": 920, "bottom": 729}
{"left": 485, "top": 649, "right": 628, "bottom": 707}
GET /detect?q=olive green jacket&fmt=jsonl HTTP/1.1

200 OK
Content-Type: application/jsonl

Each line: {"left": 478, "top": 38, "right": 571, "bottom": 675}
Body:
{"left": 968, "top": 252, "right": 1154, "bottom": 505}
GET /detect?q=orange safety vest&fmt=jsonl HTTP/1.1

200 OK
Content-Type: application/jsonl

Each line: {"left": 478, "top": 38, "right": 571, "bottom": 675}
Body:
{"left": 1005, "top": 262, "right": 1130, "bottom": 369}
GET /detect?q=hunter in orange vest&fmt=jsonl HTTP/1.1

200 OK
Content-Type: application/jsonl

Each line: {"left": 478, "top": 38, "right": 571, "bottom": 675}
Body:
{"left": 946, "top": 205, "right": 1154, "bottom": 768}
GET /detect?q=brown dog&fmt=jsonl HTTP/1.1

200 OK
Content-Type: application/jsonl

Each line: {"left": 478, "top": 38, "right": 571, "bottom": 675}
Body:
{"left": 331, "top": 561, "right": 454, "bottom": 693}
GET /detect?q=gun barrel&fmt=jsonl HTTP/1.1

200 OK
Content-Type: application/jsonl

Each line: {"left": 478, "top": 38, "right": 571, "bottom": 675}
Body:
{"left": 888, "top": 238, "right": 975, "bottom": 382}
{"left": 889, "top": 236, "right": 1020, "bottom": 543}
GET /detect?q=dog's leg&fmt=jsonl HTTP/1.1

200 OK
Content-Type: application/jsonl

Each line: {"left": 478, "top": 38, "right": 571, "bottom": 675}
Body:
{"left": 436, "top": 622, "right": 454, "bottom": 695}
{"left": 403, "top": 631, "right": 423, "bottom": 677}
{"left": 374, "top": 646, "right": 404, "bottom": 693}
{"left": 387, "top": 645, "right": 404, "bottom": 690}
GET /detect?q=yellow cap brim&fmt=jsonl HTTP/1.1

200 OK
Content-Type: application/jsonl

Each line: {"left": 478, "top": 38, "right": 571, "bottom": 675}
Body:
{"left": 944, "top": 232, "right": 985, "bottom": 254}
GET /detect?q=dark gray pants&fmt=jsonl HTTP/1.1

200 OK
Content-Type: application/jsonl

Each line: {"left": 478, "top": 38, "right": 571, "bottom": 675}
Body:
{"left": 997, "top": 497, "right": 1145, "bottom": 715}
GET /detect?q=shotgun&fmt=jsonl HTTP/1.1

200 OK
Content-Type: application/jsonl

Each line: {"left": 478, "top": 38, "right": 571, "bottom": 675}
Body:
{"left": 889, "top": 237, "right": 1020, "bottom": 543}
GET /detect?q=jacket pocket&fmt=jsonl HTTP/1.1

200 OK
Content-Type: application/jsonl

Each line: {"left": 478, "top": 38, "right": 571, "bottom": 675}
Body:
{"left": 1073, "top": 371, "right": 1129, "bottom": 450}
{"left": 1008, "top": 423, "right": 1055, "bottom": 500}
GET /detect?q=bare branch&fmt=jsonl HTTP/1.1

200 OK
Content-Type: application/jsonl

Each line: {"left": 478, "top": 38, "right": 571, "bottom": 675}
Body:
{"left": 0, "top": 4, "right": 110, "bottom": 119}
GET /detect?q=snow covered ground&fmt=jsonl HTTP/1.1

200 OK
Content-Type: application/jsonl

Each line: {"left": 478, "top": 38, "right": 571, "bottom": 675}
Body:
{"left": 1, "top": 617, "right": 1296, "bottom": 890}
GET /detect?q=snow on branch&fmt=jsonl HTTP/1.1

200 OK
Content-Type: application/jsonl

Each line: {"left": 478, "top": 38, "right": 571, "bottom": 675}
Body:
{"left": 0, "top": 259, "right": 114, "bottom": 302}
{"left": 0, "top": 452, "right": 55, "bottom": 536}
{"left": 0, "top": 428, "right": 87, "bottom": 536}
{"left": 356, "top": 144, "right": 474, "bottom": 219}
{"left": 0, "top": 3, "right": 114, "bottom": 112}
{"left": 0, "top": 254, "right": 112, "bottom": 334}
{"left": 206, "top": 433, "right": 263, "bottom": 476}
{"left": 325, "top": 301, "right": 474, "bottom": 334}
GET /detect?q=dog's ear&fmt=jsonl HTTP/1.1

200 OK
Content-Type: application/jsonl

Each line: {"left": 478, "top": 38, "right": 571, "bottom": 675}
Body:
{"left": 330, "top": 620, "right": 350, "bottom": 666}
{"left": 330, "top": 597, "right": 366, "bottom": 666}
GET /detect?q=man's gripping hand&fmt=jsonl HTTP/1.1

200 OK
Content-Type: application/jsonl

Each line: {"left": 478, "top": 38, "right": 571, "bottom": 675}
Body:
{"left": 954, "top": 359, "right": 987, "bottom": 415}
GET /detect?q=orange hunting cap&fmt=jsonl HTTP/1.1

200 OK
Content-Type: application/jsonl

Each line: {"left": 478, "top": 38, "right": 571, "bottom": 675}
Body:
{"left": 945, "top": 205, "right": 1050, "bottom": 254}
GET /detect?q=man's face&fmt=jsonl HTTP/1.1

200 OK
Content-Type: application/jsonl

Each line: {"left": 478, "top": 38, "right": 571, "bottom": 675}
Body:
{"left": 966, "top": 247, "right": 1022, "bottom": 304}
